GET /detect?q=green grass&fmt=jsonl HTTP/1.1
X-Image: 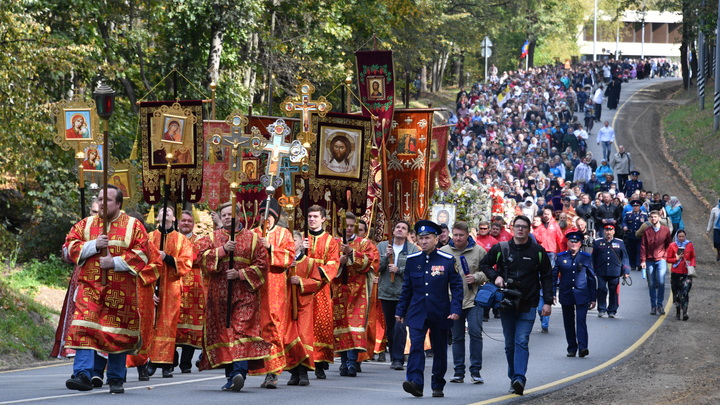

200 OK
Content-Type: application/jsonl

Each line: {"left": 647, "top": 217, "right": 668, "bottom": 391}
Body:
{"left": 5, "top": 255, "right": 72, "bottom": 293}
{"left": 662, "top": 83, "right": 720, "bottom": 201}
{"left": 0, "top": 277, "right": 57, "bottom": 362}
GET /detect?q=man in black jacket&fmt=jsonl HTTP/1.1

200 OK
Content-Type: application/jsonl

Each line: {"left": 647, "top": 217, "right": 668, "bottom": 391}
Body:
{"left": 480, "top": 215, "right": 553, "bottom": 396}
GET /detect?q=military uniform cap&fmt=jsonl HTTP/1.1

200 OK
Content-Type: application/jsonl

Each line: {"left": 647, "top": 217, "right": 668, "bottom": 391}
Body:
{"left": 630, "top": 170, "right": 640, "bottom": 176}
{"left": 630, "top": 199, "right": 642, "bottom": 206}
{"left": 414, "top": 220, "right": 442, "bottom": 236}
{"left": 566, "top": 231, "right": 584, "bottom": 242}
{"left": 603, "top": 223, "right": 616, "bottom": 230}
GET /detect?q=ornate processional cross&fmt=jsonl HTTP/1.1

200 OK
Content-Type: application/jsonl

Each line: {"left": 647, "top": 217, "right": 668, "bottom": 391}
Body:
{"left": 212, "top": 111, "right": 256, "bottom": 186}
{"left": 281, "top": 79, "right": 332, "bottom": 147}
{"left": 251, "top": 118, "right": 307, "bottom": 193}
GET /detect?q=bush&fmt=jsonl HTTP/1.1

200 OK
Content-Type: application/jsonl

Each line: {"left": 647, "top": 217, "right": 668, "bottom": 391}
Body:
{"left": 6, "top": 255, "right": 72, "bottom": 293}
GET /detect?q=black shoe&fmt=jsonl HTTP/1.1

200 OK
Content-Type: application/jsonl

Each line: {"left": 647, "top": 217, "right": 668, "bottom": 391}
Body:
{"left": 147, "top": 363, "right": 157, "bottom": 376}
{"left": 541, "top": 327, "right": 548, "bottom": 333}
{"left": 608, "top": 313, "right": 615, "bottom": 318}
{"left": 66, "top": 373, "right": 93, "bottom": 391}
{"left": 287, "top": 373, "right": 300, "bottom": 386}
{"left": 91, "top": 376, "right": 103, "bottom": 388}
{"left": 658, "top": 306, "right": 665, "bottom": 315}
{"left": 355, "top": 362, "right": 362, "bottom": 373}
{"left": 108, "top": 379, "right": 124, "bottom": 394}
{"left": 229, "top": 374, "right": 244, "bottom": 392}
{"left": 432, "top": 390, "right": 444, "bottom": 397}
{"left": 162, "top": 367, "right": 173, "bottom": 378}
{"left": 579, "top": 348, "right": 589, "bottom": 358}
{"left": 449, "top": 374, "right": 464, "bottom": 383}
{"left": 347, "top": 366, "right": 357, "bottom": 377}
{"left": 567, "top": 351, "right": 576, "bottom": 357}
{"left": 483, "top": 316, "right": 489, "bottom": 322}
{"left": 138, "top": 364, "right": 150, "bottom": 381}
{"left": 425, "top": 350, "right": 434, "bottom": 358}
{"left": 181, "top": 369, "right": 191, "bottom": 374}
{"left": 650, "top": 307, "right": 657, "bottom": 315}
{"left": 339, "top": 365, "right": 348, "bottom": 376}
{"left": 315, "top": 367, "right": 326, "bottom": 379}
{"left": 377, "top": 352, "right": 386, "bottom": 362}
{"left": 391, "top": 361, "right": 404, "bottom": 370}
{"left": 299, "top": 367, "right": 310, "bottom": 386}
{"left": 403, "top": 380, "right": 423, "bottom": 397}
{"left": 511, "top": 379, "right": 525, "bottom": 395}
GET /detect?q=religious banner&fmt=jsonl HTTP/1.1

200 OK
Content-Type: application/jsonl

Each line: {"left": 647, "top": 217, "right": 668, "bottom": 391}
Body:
{"left": 139, "top": 100, "right": 204, "bottom": 204}
{"left": 355, "top": 50, "right": 395, "bottom": 149}
{"left": 108, "top": 160, "right": 142, "bottom": 210}
{"left": 297, "top": 112, "right": 373, "bottom": 233}
{"left": 201, "top": 116, "right": 300, "bottom": 225}
{"left": 382, "top": 109, "right": 438, "bottom": 230}
{"left": 429, "top": 124, "right": 452, "bottom": 195}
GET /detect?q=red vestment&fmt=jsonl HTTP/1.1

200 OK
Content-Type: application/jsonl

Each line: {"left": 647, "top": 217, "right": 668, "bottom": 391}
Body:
{"left": 332, "top": 236, "right": 379, "bottom": 352}
{"left": 63, "top": 213, "right": 152, "bottom": 353}
{"left": 283, "top": 254, "right": 324, "bottom": 371}
{"left": 308, "top": 230, "right": 340, "bottom": 364}
{"left": 176, "top": 233, "right": 207, "bottom": 349}
{"left": 357, "top": 274, "right": 386, "bottom": 362}
{"left": 127, "top": 240, "right": 162, "bottom": 368}
{"left": 250, "top": 225, "right": 297, "bottom": 375}
{"left": 196, "top": 228, "right": 271, "bottom": 370}
{"left": 146, "top": 230, "right": 194, "bottom": 364}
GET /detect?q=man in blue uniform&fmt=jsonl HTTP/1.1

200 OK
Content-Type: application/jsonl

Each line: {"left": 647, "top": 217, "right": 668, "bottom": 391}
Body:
{"left": 623, "top": 171, "right": 643, "bottom": 197}
{"left": 396, "top": 220, "right": 463, "bottom": 398}
{"left": 553, "top": 232, "right": 597, "bottom": 358}
{"left": 622, "top": 200, "right": 648, "bottom": 271}
{"left": 592, "top": 224, "right": 630, "bottom": 318}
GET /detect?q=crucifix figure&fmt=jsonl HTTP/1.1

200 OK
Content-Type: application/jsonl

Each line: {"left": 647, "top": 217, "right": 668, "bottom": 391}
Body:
{"left": 212, "top": 111, "right": 254, "bottom": 184}
{"left": 281, "top": 79, "right": 332, "bottom": 147}
{"left": 279, "top": 156, "right": 301, "bottom": 196}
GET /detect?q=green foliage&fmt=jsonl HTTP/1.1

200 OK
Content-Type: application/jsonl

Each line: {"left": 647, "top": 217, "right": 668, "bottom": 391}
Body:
{"left": 0, "top": 278, "right": 57, "bottom": 361}
{"left": 6, "top": 255, "right": 72, "bottom": 293}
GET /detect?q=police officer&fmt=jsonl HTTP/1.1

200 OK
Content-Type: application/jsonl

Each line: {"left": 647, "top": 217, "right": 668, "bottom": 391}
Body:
{"left": 622, "top": 200, "right": 648, "bottom": 271}
{"left": 591, "top": 224, "right": 630, "bottom": 318}
{"left": 623, "top": 171, "right": 643, "bottom": 197}
{"left": 396, "top": 220, "right": 463, "bottom": 398}
{"left": 553, "top": 232, "right": 597, "bottom": 358}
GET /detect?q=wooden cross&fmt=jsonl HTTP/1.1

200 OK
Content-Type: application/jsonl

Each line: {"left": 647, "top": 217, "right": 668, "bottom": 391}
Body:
{"left": 212, "top": 111, "right": 254, "bottom": 184}
{"left": 281, "top": 79, "right": 332, "bottom": 146}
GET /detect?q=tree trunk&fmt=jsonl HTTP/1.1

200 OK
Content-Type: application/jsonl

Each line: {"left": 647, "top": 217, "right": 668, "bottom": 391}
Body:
{"left": 420, "top": 65, "right": 428, "bottom": 92}
{"left": 436, "top": 50, "right": 450, "bottom": 92}
{"left": 528, "top": 40, "right": 536, "bottom": 68}
{"left": 207, "top": 14, "right": 225, "bottom": 85}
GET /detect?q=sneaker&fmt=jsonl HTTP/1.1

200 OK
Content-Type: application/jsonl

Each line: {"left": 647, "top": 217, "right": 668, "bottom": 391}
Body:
{"left": 91, "top": 376, "right": 103, "bottom": 388}
{"left": 162, "top": 367, "right": 173, "bottom": 378}
{"left": 541, "top": 327, "right": 548, "bottom": 333}
{"left": 391, "top": 361, "right": 404, "bottom": 370}
{"left": 449, "top": 374, "right": 464, "bottom": 383}
{"left": 471, "top": 374, "right": 484, "bottom": 384}
{"left": 598, "top": 312, "right": 605, "bottom": 318}
{"left": 108, "top": 379, "right": 124, "bottom": 394}
{"left": 432, "top": 389, "right": 444, "bottom": 397}
{"left": 339, "top": 365, "right": 348, "bottom": 376}
{"left": 511, "top": 379, "right": 525, "bottom": 396}
{"left": 221, "top": 380, "right": 233, "bottom": 391}
{"left": 377, "top": 352, "right": 386, "bottom": 362}
{"left": 66, "top": 373, "right": 93, "bottom": 391}
{"left": 650, "top": 307, "right": 657, "bottom": 315}
{"left": 347, "top": 366, "right": 357, "bottom": 377}
{"left": 567, "top": 351, "right": 576, "bottom": 357}
{"left": 262, "top": 373, "right": 278, "bottom": 389}
{"left": 229, "top": 374, "right": 245, "bottom": 392}
{"left": 658, "top": 306, "right": 665, "bottom": 315}
{"left": 608, "top": 313, "right": 615, "bottom": 318}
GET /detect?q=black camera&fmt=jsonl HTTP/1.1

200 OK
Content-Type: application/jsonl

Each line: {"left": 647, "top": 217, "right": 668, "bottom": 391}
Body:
{"left": 498, "top": 288, "right": 523, "bottom": 310}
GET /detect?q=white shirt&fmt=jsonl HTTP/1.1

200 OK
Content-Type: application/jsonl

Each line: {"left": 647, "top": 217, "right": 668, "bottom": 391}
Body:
{"left": 392, "top": 243, "right": 404, "bottom": 266}
{"left": 593, "top": 88, "right": 604, "bottom": 104}
{"left": 597, "top": 126, "right": 615, "bottom": 143}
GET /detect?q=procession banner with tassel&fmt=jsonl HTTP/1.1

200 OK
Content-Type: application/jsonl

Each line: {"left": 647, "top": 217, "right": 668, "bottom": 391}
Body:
{"left": 139, "top": 100, "right": 204, "bottom": 205}
{"left": 429, "top": 124, "right": 452, "bottom": 195}
{"left": 382, "top": 109, "right": 437, "bottom": 226}
{"left": 355, "top": 50, "right": 395, "bottom": 149}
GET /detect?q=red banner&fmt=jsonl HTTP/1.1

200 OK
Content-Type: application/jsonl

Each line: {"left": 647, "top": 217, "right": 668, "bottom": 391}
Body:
{"left": 355, "top": 50, "right": 394, "bottom": 150}
{"left": 429, "top": 125, "right": 452, "bottom": 195}
{"left": 382, "top": 109, "right": 437, "bottom": 230}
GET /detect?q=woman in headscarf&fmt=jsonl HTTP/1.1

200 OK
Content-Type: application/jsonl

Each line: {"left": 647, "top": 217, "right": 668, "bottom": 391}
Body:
{"left": 666, "top": 229, "right": 695, "bottom": 321}
{"left": 665, "top": 196, "right": 684, "bottom": 239}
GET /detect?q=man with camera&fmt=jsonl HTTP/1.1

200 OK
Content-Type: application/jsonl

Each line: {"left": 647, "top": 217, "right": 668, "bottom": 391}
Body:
{"left": 480, "top": 215, "right": 553, "bottom": 396}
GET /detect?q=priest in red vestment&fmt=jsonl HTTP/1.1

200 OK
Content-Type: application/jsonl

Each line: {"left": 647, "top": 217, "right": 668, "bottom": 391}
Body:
{"left": 332, "top": 213, "right": 379, "bottom": 376}
{"left": 284, "top": 230, "right": 324, "bottom": 386}
{"left": 250, "top": 198, "right": 298, "bottom": 389}
{"left": 63, "top": 186, "right": 153, "bottom": 394}
{"left": 303, "top": 205, "right": 340, "bottom": 379}
{"left": 195, "top": 201, "right": 271, "bottom": 392}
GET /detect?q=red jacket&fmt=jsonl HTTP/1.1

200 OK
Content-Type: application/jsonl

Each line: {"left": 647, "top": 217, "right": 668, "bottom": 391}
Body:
{"left": 533, "top": 220, "right": 563, "bottom": 254}
{"left": 640, "top": 225, "right": 672, "bottom": 264}
{"left": 666, "top": 242, "right": 696, "bottom": 274}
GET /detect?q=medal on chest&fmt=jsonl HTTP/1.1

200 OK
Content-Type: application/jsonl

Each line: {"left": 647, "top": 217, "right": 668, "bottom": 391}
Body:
{"left": 431, "top": 265, "right": 445, "bottom": 277}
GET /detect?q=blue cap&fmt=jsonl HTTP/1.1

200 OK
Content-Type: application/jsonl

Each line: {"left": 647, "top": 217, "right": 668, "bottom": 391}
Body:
{"left": 566, "top": 231, "right": 584, "bottom": 242}
{"left": 414, "top": 220, "right": 442, "bottom": 236}
{"left": 630, "top": 170, "right": 640, "bottom": 176}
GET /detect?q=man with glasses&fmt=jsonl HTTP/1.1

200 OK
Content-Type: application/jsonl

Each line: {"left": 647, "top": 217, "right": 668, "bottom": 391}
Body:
{"left": 553, "top": 232, "right": 596, "bottom": 358}
{"left": 475, "top": 221, "right": 498, "bottom": 251}
{"left": 480, "top": 215, "right": 553, "bottom": 396}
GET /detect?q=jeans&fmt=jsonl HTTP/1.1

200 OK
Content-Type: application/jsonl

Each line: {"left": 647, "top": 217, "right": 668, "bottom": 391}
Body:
{"left": 74, "top": 349, "right": 127, "bottom": 382}
{"left": 225, "top": 361, "right": 248, "bottom": 380}
{"left": 381, "top": 299, "right": 407, "bottom": 364}
{"left": 500, "top": 307, "right": 537, "bottom": 385}
{"left": 537, "top": 253, "right": 556, "bottom": 330}
{"left": 601, "top": 141, "right": 613, "bottom": 162}
{"left": 340, "top": 349, "right": 359, "bottom": 370}
{"left": 646, "top": 260, "right": 667, "bottom": 308}
{"left": 451, "top": 306, "right": 483, "bottom": 376}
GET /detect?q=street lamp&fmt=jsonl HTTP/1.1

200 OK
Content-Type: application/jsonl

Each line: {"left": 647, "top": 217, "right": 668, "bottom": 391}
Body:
{"left": 92, "top": 80, "right": 115, "bottom": 286}
{"left": 639, "top": 6, "right": 647, "bottom": 60}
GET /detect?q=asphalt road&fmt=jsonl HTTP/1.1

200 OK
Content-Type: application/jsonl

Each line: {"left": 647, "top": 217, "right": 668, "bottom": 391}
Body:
{"left": 0, "top": 77, "right": 681, "bottom": 405}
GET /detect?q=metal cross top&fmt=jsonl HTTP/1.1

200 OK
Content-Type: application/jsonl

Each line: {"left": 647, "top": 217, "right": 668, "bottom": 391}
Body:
{"left": 212, "top": 110, "right": 254, "bottom": 184}
{"left": 252, "top": 118, "right": 307, "bottom": 192}
{"left": 281, "top": 79, "right": 332, "bottom": 147}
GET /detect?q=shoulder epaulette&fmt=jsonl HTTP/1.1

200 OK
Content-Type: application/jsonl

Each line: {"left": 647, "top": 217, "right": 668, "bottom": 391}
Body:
{"left": 578, "top": 251, "right": 592, "bottom": 258}
{"left": 557, "top": 251, "right": 570, "bottom": 257}
{"left": 437, "top": 250, "right": 454, "bottom": 260}
{"left": 407, "top": 251, "right": 423, "bottom": 259}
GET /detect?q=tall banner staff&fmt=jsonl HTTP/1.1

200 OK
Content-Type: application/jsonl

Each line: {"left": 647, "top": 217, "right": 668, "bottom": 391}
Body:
{"left": 92, "top": 81, "right": 116, "bottom": 286}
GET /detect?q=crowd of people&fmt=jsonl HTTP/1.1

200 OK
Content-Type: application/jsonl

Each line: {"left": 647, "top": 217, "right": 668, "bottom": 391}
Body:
{"left": 52, "top": 57, "right": 696, "bottom": 400}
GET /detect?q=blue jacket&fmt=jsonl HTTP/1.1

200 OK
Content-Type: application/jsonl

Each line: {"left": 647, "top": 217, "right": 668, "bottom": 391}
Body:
{"left": 665, "top": 205, "right": 684, "bottom": 229}
{"left": 591, "top": 238, "right": 630, "bottom": 277}
{"left": 553, "top": 250, "right": 597, "bottom": 306}
{"left": 396, "top": 249, "right": 463, "bottom": 330}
